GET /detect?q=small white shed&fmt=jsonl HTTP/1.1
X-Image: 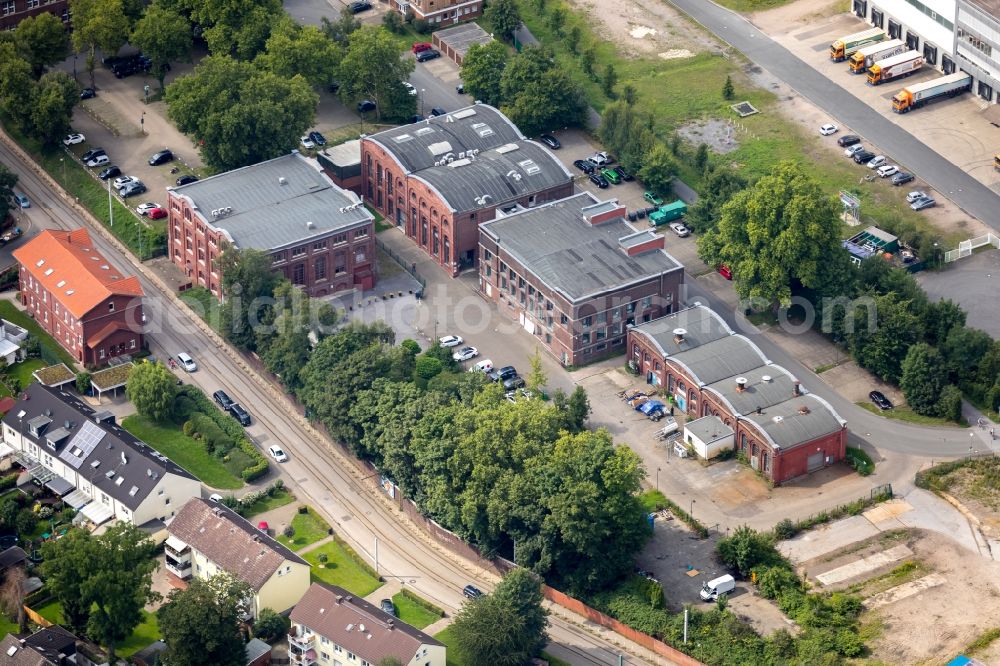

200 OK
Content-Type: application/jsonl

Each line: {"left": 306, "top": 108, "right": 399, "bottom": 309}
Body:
{"left": 684, "top": 415, "right": 734, "bottom": 459}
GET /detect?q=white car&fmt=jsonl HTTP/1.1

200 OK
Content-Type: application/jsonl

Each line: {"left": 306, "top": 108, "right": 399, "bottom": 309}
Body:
{"left": 470, "top": 358, "right": 494, "bottom": 374}
{"left": 867, "top": 155, "right": 886, "bottom": 169}
{"left": 63, "top": 133, "right": 85, "bottom": 146}
{"left": 176, "top": 352, "right": 197, "bottom": 372}
{"left": 588, "top": 151, "right": 611, "bottom": 167}
{"left": 844, "top": 144, "right": 865, "bottom": 158}
{"left": 819, "top": 123, "right": 838, "bottom": 135}
{"left": 136, "top": 202, "right": 161, "bottom": 215}
{"left": 669, "top": 222, "right": 690, "bottom": 238}
{"left": 877, "top": 165, "right": 899, "bottom": 178}
{"left": 113, "top": 175, "right": 138, "bottom": 190}
{"left": 300, "top": 135, "right": 315, "bottom": 149}
{"left": 906, "top": 190, "right": 928, "bottom": 203}
{"left": 438, "top": 335, "right": 463, "bottom": 348}
{"left": 86, "top": 155, "right": 109, "bottom": 167}
{"left": 452, "top": 346, "right": 479, "bottom": 361}
{"left": 268, "top": 445, "right": 288, "bottom": 462}
{"left": 402, "top": 82, "right": 417, "bottom": 96}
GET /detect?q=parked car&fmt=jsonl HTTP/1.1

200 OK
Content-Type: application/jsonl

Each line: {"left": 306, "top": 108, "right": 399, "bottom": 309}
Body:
{"left": 869, "top": 390, "right": 893, "bottom": 410}
{"left": 503, "top": 376, "right": 526, "bottom": 391}
{"left": 177, "top": 352, "right": 197, "bottom": 372}
{"left": 113, "top": 175, "right": 138, "bottom": 190}
{"left": 876, "top": 164, "right": 899, "bottom": 178}
{"left": 844, "top": 144, "right": 865, "bottom": 158}
{"left": 401, "top": 82, "right": 417, "bottom": 96}
{"left": 257, "top": 521, "right": 269, "bottom": 533}
{"left": 538, "top": 134, "right": 560, "bottom": 149}
{"left": 717, "top": 264, "right": 733, "bottom": 280}
{"left": 380, "top": 599, "right": 396, "bottom": 616}
{"left": 891, "top": 171, "right": 915, "bottom": 186}
{"left": 588, "top": 151, "right": 612, "bottom": 167}
{"left": 867, "top": 155, "right": 887, "bottom": 169}
{"left": 63, "top": 133, "right": 85, "bottom": 146}
{"left": 910, "top": 196, "right": 936, "bottom": 211}
{"left": 588, "top": 172, "right": 609, "bottom": 189}
{"left": 600, "top": 167, "right": 621, "bottom": 184}
{"left": 488, "top": 366, "right": 517, "bottom": 383}
{"left": 148, "top": 149, "right": 174, "bottom": 166}
{"left": 852, "top": 150, "right": 876, "bottom": 164}
{"left": 357, "top": 100, "right": 376, "bottom": 113}
{"left": 669, "top": 222, "right": 690, "bottom": 237}
{"left": 80, "top": 88, "right": 96, "bottom": 100}
{"left": 175, "top": 175, "right": 199, "bottom": 186}
{"left": 416, "top": 48, "right": 441, "bottom": 62}
{"left": 456, "top": 83, "right": 465, "bottom": 94}
{"left": 452, "top": 346, "right": 479, "bottom": 361}
{"left": 644, "top": 191, "right": 663, "bottom": 206}
{"left": 349, "top": 0, "right": 372, "bottom": 12}
{"left": 81, "top": 148, "right": 106, "bottom": 163}
{"left": 86, "top": 155, "right": 110, "bottom": 167}
{"left": 409, "top": 114, "right": 425, "bottom": 123}
{"left": 147, "top": 207, "right": 167, "bottom": 220}
{"left": 229, "top": 403, "right": 251, "bottom": 427}
{"left": 411, "top": 42, "right": 433, "bottom": 54}
{"left": 213, "top": 389, "right": 234, "bottom": 410}
{"left": 13, "top": 192, "right": 29, "bottom": 209}
{"left": 309, "top": 131, "right": 327, "bottom": 146}
{"left": 429, "top": 107, "right": 446, "bottom": 117}
{"left": 613, "top": 165, "right": 633, "bottom": 181}
{"left": 438, "top": 335, "right": 463, "bottom": 347}
{"left": 837, "top": 134, "right": 861, "bottom": 147}
{"left": 119, "top": 181, "right": 147, "bottom": 198}
{"left": 572, "top": 159, "right": 594, "bottom": 174}
{"left": 819, "top": 123, "right": 838, "bottom": 135}
{"left": 906, "top": 190, "right": 928, "bottom": 203}
{"left": 98, "top": 165, "right": 121, "bottom": 180}
{"left": 300, "top": 134, "right": 315, "bottom": 149}
{"left": 470, "top": 359, "right": 493, "bottom": 374}
{"left": 327, "top": 81, "right": 340, "bottom": 93}
{"left": 463, "top": 585, "right": 483, "bottom": 599}
{"left": 268, "top": 445, "right": 288, "bottom": 462}
{"left": 136, "top": 202, "right": 160, "bottom": 215}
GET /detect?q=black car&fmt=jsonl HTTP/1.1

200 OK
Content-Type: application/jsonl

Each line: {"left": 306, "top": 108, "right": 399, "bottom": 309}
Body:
{"left": 379, "top": 599, "right": 396, "bottom": 616}
{"left": 80, "top": 88, "right": 96, "bottom": 100}
{"left": 488, "top": 366, "right": 517, "bottom": 383}
{"left": 81, "top": 148, "right": 106, "bottom": 163}
{"left": 229, "top": 403, "right": 251, "bottom": 427}
{"left": 853, "top": 150, "right": 876, "bottom": 164}
{"left": 456, "top": 83, "right": 465, "bottom": 94}
{"left": 416, "top": 48, "right": 441, "bottom": 62}
{"left": 213, "top": 390, "right": 234, "bottom": 410}
{"left": 588, "top": 172, "right": 609, "bottom": 189}
{"left": 463, "top": 585, "right": 483, "bottom": 599}
{"left": 572, "top": 159, "right": 594, "bottom": 174}
{"left": 175, "top": 174, "right": 199, "bottom": 186}
{"left": 349, "top": 0, "right": 372, "bottom": 12}
{"left": 429, "top": 107, "right": 446, "bottom": 117}
{"left": 503, "top": 376, "right": 526, "bottom": 391}
{"left": 837, "top": 134, "right": 861, "bottom": 147}
{"left": 613, "top": 165, "right": 633, "bottom": 181}
{"left": 149, "top": 149, "right": 174, "bottom": 166}
{"left": 98, "top": 165, "right": 121, "bottom": 180}
{"left": 327, "top": 81, "right": 340, "bottom": 93}
{"left": 538, "top": 133, "right": 560, "bottom": 149}
{"left": 409, "top": 114, "right": 425, "bottom": 123}
{"left": 891, "top": 171, "right": 915, "bottom": 186}
{"left": 119, "top": 181, "right": 147, "bottom": 198}
{"left": 357, "top": 100, "right": 376, "bottom": 113}
{"left": 869, "top": 390, "right": 893, "bottom": 410}
{"left": 309, "top": 131, "right": 327, "bottom": 146}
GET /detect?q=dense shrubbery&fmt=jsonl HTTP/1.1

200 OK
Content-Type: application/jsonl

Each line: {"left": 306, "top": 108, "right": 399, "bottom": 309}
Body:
{"left": 174, "top": 385, "right": 269, "bottom": 481}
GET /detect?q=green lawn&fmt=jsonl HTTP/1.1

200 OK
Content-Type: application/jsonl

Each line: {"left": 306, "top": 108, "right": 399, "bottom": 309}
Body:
{"left": 434, "top": 626, "right": 463, "bottom": 666}
{"left": 855, "top": 401, "right": 966, "bottom": 427}
{"left": 277, "top": 507, "right": 331, "bottom": 551}
{"left": 6, "top": 358, "right": 47, "bottom": 390}
{"left": 121, "top": 415, "right": 243, "bottom": 490}
{"left": 179, "top": 287, "right": 222, "bottom": 333}
{"left": 0, "top": 301, "right": 78, "bottom": 368}
{"left": 303, "top": 539, "right": 382, "bottom": 597}
{"left": 34, "top": 598, "right": 64, "bottom": 625}
{"left": 0, "top": 611, "right": 18, "bottom": 637}
{"left": 242, "top": 487, "right": 296, "bottom": 518}
{"left": 391, "top": 591, "right": 442, "bottom": 630}
{"left": 33, "top": 599, "right": 159, "bottom": 657}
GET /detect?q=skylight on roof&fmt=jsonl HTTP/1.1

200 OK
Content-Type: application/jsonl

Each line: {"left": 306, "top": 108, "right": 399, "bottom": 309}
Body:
{"left": 415, "top": 127, "right": 435, "bottom": 136}
{"left": 428, "top": 141, "right": 453, "bottom": 156}
{"left": 115, "top": 476, "right": 124, "bottom": 486}
{"left": 453, "top": 108, "right": 477, "bottom": 120}
{"left": 35, "top": 259, "right": 44, "bottom": 267}
{"left": 129, "top": 486, "right": 138, "bottom": 496}
{"left": 66, "top": 290, "right": 75, "bottom": 295}
{"left": 44, "top": 268, "right": 53, "bottom": 276}
{"left": 392, "top": 134, "right": 414, "bottom": 143}
{"left": 56, "top": 280, "right": 66, "bottom": 288}
{"left": 518, "top": 159, "right": 541, "bottom": 175}
{"left": 471, "top": 122, "right": 495, "bottom": 138}
{"left": 496, "top": 143, "right": 519, "bottom": 154}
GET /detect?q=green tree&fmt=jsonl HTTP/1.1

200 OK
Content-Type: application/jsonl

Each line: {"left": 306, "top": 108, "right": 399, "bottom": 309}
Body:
{"left": 337, "top": 26, "right": 414, "bottom": 121}
{"left": 158, "top": 573, "right": 251, "bottom": 666}
{"left": 491, "top": 569, "right": 548, "bottom": 654}
{"left": 69, "top": 0, "right": 130, "bottom": 88}
{"left": 0, "top": 44, "right": 34, "bottom": 131}
{"left": 321, "top": 8, "right": 361, "bottom": 46}
{"left": 921, "top": 298, "right": 966, "bottom": 347}
{"left": 450, "top": 589, "right": 541, "bottom": 666}
{"left": 849, "top": 292, "right": 921, "bottom": 383}
{"left": 526, "top": 348, "right": 546, "bottom": 393}
{"left": 941, "top": 326, "right": 994, "bottom": 386}
{"left": 257, "top": 281, "right": 318, "bottom": 390}
{"left": 75, "top": 371, "right": 91, "bottom": 394}
{"left": 546, "top": 6, "right": 566, "bottom": 35}
{"left": 126, "top": 361, "right": 177, "bottom": 422}
{"left": 216, "top": 248, "right": 282, "bottom": 350}
{"left": 621, "top": 83, "right": 637, "bottom": 105}
{"left": 382, "top": 9, "right": 404, "bottom": 34}
{"left": 256, "top": 17, "right": 341, "bottom": 89}
{"left": 460, "top": 41, "right": 508, "bottom": 107}
{"left": 601, "top": 63, "right": 617, "bottom": 98}
{"left": 176, "top": 0, "right": 282, "bottom": 59}
{"left": 131, "top": 1, "right": 193, "bottom": 91}
{"left": 0, "top": 162, "right": 19, "bottom": 224}
{"left": 564, "top": 385, "right": 590, "bottom": 432}
{"left": 722, "top": 74, "right": 735, "bottom": 100}
{"left": 697, "top": 161, "right": 843, "bottom": 308}
{"left": 413, "top": 354, "right": 444, "bottom": 388}
{"left": 30, "top": 70, "right": 79, "bottom": 145}
{"left": 637, "top": 144, "right": 679, "bottom": 197}
{"left": 716, "top": 525, "right": 779, "bottom": 577}
{"left": 499, "top": 48, "right": 586, "bottom": 136}
{"left": 580, "top": 46, "right": 595, "bottom": 77}
{"left": 14, "top": 12, "right": 68, "bottom": 78}
{"left": 566, "top": 24, "right": 582, "bottom": 53}
{"left": 694, "top": 143, "right": 709, "bottom": 172}
{"left": 937, "top": 384, "right": 963, "bottom": 422}
{"left": 900, "top": 343, "right": 946, "bottom": 416}
{"left": 599, "top": 101, "right": 654, "bottom": 170}
{"left": 485, "top": 0, "right": 521, "bottom": 42}
{"left": 254, "top": 607, "right": 291, "bottom": 642}
{"left": 685, "top": 167, "right": 748, "bottom": 233}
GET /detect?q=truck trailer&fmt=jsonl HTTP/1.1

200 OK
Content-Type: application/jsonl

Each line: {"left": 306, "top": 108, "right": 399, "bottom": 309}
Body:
{"left": 830, "top": 28, "right": 885, "bottom": 62}
{"left": 849, "top": 39, "right": 906, "bottom": 74}
{"left": 867, "top": 51, "right": 924, "bottom": 85}
{"left": 648, "top": 200, "right": 688, "bottom": 227}
{"left": 892, "top": 72, "right": 973, "bottom": 112}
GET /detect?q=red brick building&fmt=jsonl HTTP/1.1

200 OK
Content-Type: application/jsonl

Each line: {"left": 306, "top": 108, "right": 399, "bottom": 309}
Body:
{"left": 628, "top": 305, "right": 848, "bottom": 484}
{"left": 478, "top": 192, "right": 685, "bottom": 366}
{"left": 386, "top": 0, "right": 482, "bottom": 25}
{"left": 361, "top": 104, "right": 573, "bottom": 276}
{"left": 167, "top": 152, "right": 375, "bottom": 299}
{"left": 0, "top": 1, "right": 68, "bottom": 31}
{"left": 13, "top": 229, "right": 144, "bottom": 367}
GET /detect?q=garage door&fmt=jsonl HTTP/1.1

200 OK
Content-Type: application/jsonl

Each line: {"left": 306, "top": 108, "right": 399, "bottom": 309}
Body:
{"left": 807, "top": 452, "right": 824, "bottom": 472}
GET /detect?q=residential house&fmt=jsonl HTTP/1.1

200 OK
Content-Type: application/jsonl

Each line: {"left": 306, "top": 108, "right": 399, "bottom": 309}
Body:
{"left": 167, "top": 151, "right": 376, "bottom": 298}
{"left": 0, "top": 626, "right": 77, "bottom": 666}
{"left": 289, "top": 582, "right": 446, "bottom": 666}
{"left": 0, "top": 2, "right": 69, "bottom": 32}
{"left": 389, "top": 0, "right": 482, "bottom": 27}
{"left": 13, "top": 228, "right": 145, "bottom": 367}
{"left": 478, "top": 192, "right": 685, "bottom": 366}
{"left": 1, "top": 383, "right": 201, "bottom": 527}
{"left": 0, "top": 319, "right": 28, "bottom": 366}
{"left": 164, "top": 498, "right": 310, "bottom": 618}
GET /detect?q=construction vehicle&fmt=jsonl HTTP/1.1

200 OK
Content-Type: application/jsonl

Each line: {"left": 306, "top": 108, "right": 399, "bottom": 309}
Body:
{"left": 648, "top": 200, "right": 688, "bottom": 227}
{"left": 830, "top": 27, "right": 885, "bottom": 62}
{"left": 867, "top": 50, "right": 924, "bottom": 85}
{"left": 849, "top": 39, "right": 906, "bottom": 74}
{"left": 892, "top": 72, "right": 973, "bottom": 112}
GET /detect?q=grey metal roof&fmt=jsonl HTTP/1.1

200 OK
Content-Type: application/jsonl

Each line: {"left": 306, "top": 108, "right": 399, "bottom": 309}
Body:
{"left": 630, "top": 306, "right": 732, "bottom": 356}
{"left": 2, "top": 384, "right": 195, "bottom": 510}
{"left": 480, "top": 192, "right": 683, "bottom": 303}
{"left": 704, "top": 364, "right": 800, "bottom": 416}
{"left": 171, "top": 152, "right": 372, "bottom": 251}
{"left": 685, "top": 415, "right": 733, "bottom": 443}
{"left": 319, "top": 139, "right": 361, "bottom": 167}
{"left": 742, "top": 394, "right": 845, "bottom": 450}
{"left": 670, "top": 335, "right": 768, "bottom": 386}
{"left": 415, "top": 140, "right": 572, "bottom": 212}
{"left": 434, "top": 22, "right": 493, "bottom": 58}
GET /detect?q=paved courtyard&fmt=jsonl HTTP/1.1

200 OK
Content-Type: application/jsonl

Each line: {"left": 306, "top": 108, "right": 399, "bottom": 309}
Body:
{"left": 917, "top": 249, "right": 1000, "bottom": 338}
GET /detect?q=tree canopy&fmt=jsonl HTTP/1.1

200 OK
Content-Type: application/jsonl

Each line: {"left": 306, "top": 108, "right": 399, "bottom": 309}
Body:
{"left": 14, "top": 12, "right": 68, "bottom": 78}
{"left": 130, "top": 1, "right": 193, "bottom": 90}
{"left": 126, "top": 360, "right": 177, "bottom": 422}
{"left": 0, "top": 163, "right": 18, "bottom": 224}
{"left": 69, "top": 0, "right": 130, "bottom": 87}
{"left": 175, "top": 0, "right": 282, "bottom": 59}
{"left": 158, "top": 573, "right": 252, "bottom": 666}
{"left": 337, "top": 26, "right": 415, "bottom": 122}
{"left": 499, "top": 46, "right": 586, "bottom": 136}
{"left": 459, "top": 41, "right": 508, "bottom": 107}
{"left": 256, "top": 17, "right": 341, "bottom": 89}
{"left": 484, "top": 0, "right": 522, "bottom": 43}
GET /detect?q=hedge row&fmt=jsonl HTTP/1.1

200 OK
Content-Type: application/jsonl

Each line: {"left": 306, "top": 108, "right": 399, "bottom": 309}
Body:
{"left": 176, "top": 385, "right": 269, "bottom": 481}
{"left": 399, "top": 588, "right": 445, "bottom": 618}
{"left": 845, "top": 446, "right": 874, "bottom": 476}
{"left": 333, "top": 533, "right": 382, "bottom": 582}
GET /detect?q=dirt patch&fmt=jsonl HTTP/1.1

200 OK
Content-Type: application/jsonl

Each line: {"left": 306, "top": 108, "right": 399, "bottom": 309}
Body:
{"left": 937, "top": 461, "right": 1000, "bottom": 540}
{"left": 565, "top": 0, "right": 720, "bottom": 58}
{"left": 676, "top": 118, "right": 742, "bottom": 154}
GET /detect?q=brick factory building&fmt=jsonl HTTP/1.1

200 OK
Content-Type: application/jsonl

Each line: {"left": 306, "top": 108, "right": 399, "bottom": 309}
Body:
{"left": 387, "top": 0, "right": 482, "bottom": 27}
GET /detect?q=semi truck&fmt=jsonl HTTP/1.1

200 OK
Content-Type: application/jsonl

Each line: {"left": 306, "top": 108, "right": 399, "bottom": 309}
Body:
{"left": 830, "top": 28, "right": 885, "bottom": 62}
{"left": 867, "top": 50, "right": 924, "bottom": 85}
{"left": 892, "top": 72, "right": 973, "bottom": 112}
{"left": 849, "top": 39, "right": 906, "bottom": 74}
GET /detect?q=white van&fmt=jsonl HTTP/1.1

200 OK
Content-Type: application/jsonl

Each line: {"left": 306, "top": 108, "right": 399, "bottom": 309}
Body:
{"left": 176, "top": 352, "right": 197, "bottom": 372}
{"left": 700, "top": 574, "right": 736, "bottom": 601}
{"left": 470, "top": 358, "right": 494, "bottom": 374}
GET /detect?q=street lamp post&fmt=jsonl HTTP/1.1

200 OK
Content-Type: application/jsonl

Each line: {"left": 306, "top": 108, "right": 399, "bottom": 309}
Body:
{"left": 59, "top": 158, "right": 65, "bottom": 186}
{"left": 656, "top": 467, "right": 661, "bottom": 492}
{"left": 140, "top": 111, "right": 145, "bottom": 135}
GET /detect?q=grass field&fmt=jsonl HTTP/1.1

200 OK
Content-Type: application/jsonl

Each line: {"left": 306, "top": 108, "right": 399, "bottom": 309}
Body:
{"left": 242, "top": 487, "right": 296, "bottom": 517}
{"left": 303, "top": 539, "right": 382, "bottom": 597}
{"left": 178, "top": 287, "right": 222, "bottom": 333}
{"left": 0, "top": 300, "right": 79, "bottom": 368}
{"left": 391, "top": 591, "right": 442, "bottom": 630}
{"left": 855, "top": 401, "right": 966, "bottom": 426}
{"left": 121, "top": 415, "right": 243, "bottom": 489}
{"left": 6, "top": 358, "right": 47, "bottom": 390}
{"left": 34, "top": 599, "right": 159, "bottom": 657}
{"left": 277, "top": 506, "right": 331, "bottom": 551}
{"left": 0, "top": 611, "right": 17, "bottom": 637}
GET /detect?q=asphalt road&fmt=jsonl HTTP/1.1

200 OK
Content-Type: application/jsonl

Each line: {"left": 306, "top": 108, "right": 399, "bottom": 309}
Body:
{"left": 0, "top": 134, "right": 669, "bottom": 666}
{"left": 668, "top": 0, "right": 1000, "bottom": 230}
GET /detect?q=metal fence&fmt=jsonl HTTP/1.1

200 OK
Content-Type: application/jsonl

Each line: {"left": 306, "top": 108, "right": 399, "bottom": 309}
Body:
{"left": 375, "top": 237, "right": 426, "bottom": 290}
{"left": 944, "top": 233, "right": 999, "bottom": 262}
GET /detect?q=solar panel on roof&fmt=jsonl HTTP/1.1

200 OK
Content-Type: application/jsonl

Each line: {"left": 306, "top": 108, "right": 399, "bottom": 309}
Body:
{"left": 59, "top": 420, "right": 106, "bottom": 469}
